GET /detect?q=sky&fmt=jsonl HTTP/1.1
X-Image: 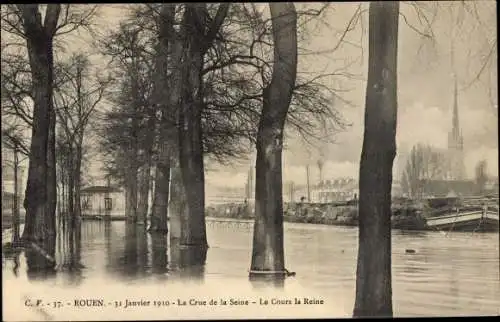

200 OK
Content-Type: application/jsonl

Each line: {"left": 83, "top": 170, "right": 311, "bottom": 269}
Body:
{"left": 201, "top": 1, "right": 498, "bottom": 188}
{"left": 2, "top": 2, "right": 498, "bottom": 190}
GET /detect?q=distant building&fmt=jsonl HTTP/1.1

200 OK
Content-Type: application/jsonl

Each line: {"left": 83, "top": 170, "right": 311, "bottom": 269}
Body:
{"left": 311, "top": 178, "right": 357, "bottom": 203}
{"left": 309, "top": 177, "right": 403, "bottom": 203}
{"left": 80, "top": 186, "right": 125, "bottom": 217}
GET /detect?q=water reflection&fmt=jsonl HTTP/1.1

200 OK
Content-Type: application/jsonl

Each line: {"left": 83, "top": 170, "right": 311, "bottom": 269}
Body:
{"left": 25, "top": 236, "right": 57, "bottom": 280}
{"left": 249, "top": 274, "right": 286, "bottom": 289}
{"left": 119, "top": 223, "right": 149, "bottom": 277}
{"left": 61, "top": 221, "right": 83, "bottom": 271}
{"left": 398, "top": 230, "right": 428, "bottom": 238}
{"left": 150, "top": 233, "right": 169, "bottom": 275}
{"left": 3, "top": 220, "right": 499, "bottom": 317}
{"left": 169, "top": 243, "right": 207, "bottom": 282}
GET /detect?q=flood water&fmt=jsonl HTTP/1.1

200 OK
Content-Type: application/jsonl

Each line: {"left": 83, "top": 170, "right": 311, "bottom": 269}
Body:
{"left": 3, "top": 218, "right": 499, "bottom": 320}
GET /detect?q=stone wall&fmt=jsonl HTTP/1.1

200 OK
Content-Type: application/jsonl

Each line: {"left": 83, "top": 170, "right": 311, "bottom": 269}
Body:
{"left": 205, "top": 201, "right": 428, "bottom": 230}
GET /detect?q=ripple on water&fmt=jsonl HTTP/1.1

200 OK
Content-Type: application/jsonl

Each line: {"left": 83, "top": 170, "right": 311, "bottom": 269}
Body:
{"left": 2, "top": 220, "right": 499, "bottom": 318}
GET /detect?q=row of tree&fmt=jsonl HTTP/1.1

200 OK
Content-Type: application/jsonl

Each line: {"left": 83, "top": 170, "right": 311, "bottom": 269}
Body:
{"left": 1, "top": 5, "right": 107, "bottom": 255}
{"left": 95, "top": 4, "right": 340, "bottom": 251}
{"left": 1, "top": 2, "right": 341, "bottom": 272}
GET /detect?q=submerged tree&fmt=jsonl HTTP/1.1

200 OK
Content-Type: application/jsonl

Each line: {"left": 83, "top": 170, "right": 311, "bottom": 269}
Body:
{"left": 249, "top": 2, "right": 298, "bottom": 278}
{"left": 353, "top": 1, "right": 399, "bottom": 317}
{"left": 149, "top": 4, "right": 178, "bottom": 234}
{"left": 98, "top": 20, "right": 156, "bottom": 224}
{"left": 7, "top": 5, "right": 62, "bottom": 254}
{"left": 1, "top": 4, "right": 98, "bottom": 270}
{"left": 54, "top": 53, "right": 109, "bottom": 226}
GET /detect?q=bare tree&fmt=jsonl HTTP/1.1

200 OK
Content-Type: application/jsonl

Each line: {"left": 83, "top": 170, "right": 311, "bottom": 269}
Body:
{"left": 149, "top": 4, "right": 177, "bottom": 234}
{"left": 1, "top": 5, "right": 99, "bottom": 269}
{"left": 353, "top": 1, "right": 399, "bottom": 317}
{"left": 474, "top": 160, "right": 488, "bottom": 196}
{"left": 400, "top": 144, "right": 448, "bottom": 199}
{"left": 54, "top": 53, "right": 109, "bottom": 226}
{"left": 98, "top": 20, "right": 155, "bottom": 224}
{"left": 249, "top": 2, "right": 297, "bottom": 278}
{"left": 0, "top": 50, "right": 33, "bottom": 155}
{"left": 13, "top": 5, "right": 61, "bottom": 255}
{"left": 172, "top": 3, "right": 230, "bottom": 247}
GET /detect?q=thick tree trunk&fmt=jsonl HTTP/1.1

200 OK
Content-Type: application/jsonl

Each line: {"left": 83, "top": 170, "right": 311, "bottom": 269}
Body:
{"left": 177, "top": 5, "right": 208, "bottom": 248}
{"left": 137, "top": 99, "right": 157, "bottom": 226}
{"left": 177, "top": 97, "right": 206, "bottom": 247}
{"left": 169, "top": 163, "right": 186, "bottom": 242}
{"left": 169, "top": 241, "right": 207, "bottom": 281}
{"left": 20, "top": 6, "right": 60, "bottom": 264}
{"left": 353, "top": 1, "right": 399, "bottom": 318}
{"left": 149, "top": 4, "right": 177, "bottom": 234}
{"left": 151, "top": 233, "right": 169, "bottom": 274}
{"left": 125, "top": 168, "right": 138, "bottom": 223}
{"left": 249, "top": 2, "right": 297, "bottom": 278}
{"left": 150, "top": 147, "right": 171, "bottom": 233}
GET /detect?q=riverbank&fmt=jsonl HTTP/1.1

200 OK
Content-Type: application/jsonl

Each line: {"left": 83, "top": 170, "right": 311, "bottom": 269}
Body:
{"left": 205, "top": 201, "right": 428, "bottom": 230}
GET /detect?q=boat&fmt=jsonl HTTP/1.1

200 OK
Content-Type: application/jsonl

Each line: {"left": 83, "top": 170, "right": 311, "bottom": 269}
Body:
{"left": 425, "top": 207, "right": 499, "bottom": 232}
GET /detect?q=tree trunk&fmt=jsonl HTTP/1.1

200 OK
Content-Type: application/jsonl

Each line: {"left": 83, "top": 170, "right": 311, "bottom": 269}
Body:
{"left": 249, "top": 2, "right": 297, "bottom": 278}
{"left": 151, "top": 233, "right": 169, "bottom": 274}
{"left": 150, "top": 146, "right": 171, "bottom": 233}
{"left": 136, "top": 164, "right": 150, "bottom": 225}
{"left": 149, "top": 4, "right": 177, "bottom": 234}
{"left": 137, "top": 98, "right": 157, "bottom": 226}
{"left": 46, "top": 107, "right": 57, "bottom": 233}
{"left": 67, "top": 146, "right": 75, "bottom": 223}
{"left": 125, "top": 167, "right": 138, "bottom": 223}
{"left": 58, "top": 161, "right": 65, "bottom": 224}
{"left": 13, "top": 145, "right": 20, "bottom": 244}
{"left": 169, "top": 163, "right": 186, "bottom": 242}
{"left": 20, "top": 6, "right": 60, "bottom": 263}
{"left": 176, "top": 5, "right": 208, "bottom": 248}
{"left": 353, "top": 1, "right": 399, "bottom": 318}
{"left": 74, "top": 141, "right": 83, "bottom": 223}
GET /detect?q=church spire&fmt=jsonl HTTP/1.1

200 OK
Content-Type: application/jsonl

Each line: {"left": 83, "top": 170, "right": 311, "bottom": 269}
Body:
{"left": 447, "top": 75, "right": 465, "bottom": 180}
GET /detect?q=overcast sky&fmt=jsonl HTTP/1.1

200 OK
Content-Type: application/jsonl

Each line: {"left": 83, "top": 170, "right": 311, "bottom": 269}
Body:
{"left": 93, "top": 2, "right": 499, "bottom": 188}
{"left": 4, "top": 2, "right": 497, "bottom": 189}
{"left": 201, "top": 1, "right": 498, "bottom": 188}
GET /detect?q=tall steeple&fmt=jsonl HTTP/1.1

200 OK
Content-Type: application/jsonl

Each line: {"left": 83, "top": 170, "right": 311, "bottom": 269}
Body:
{"left": 447, "top": 75, "right": 465, "bottom": 180}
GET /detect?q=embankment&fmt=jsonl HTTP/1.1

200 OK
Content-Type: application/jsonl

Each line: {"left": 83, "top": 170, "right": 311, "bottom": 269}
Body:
{"left": 205, "top": 201, "right": 428, "bottom": 230}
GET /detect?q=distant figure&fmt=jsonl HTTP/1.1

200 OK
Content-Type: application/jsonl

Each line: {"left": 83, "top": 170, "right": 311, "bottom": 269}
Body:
{"left": 239, "top": 199, "right": 249, "bottom": 218}
{"left": 298, "top": 197, "right": 307, "bottom": 217}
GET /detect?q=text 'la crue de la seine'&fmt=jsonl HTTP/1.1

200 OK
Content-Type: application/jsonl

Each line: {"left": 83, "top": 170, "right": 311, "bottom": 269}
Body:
{"left": 25, "top": 297, "right": 325, "bottom": 309}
